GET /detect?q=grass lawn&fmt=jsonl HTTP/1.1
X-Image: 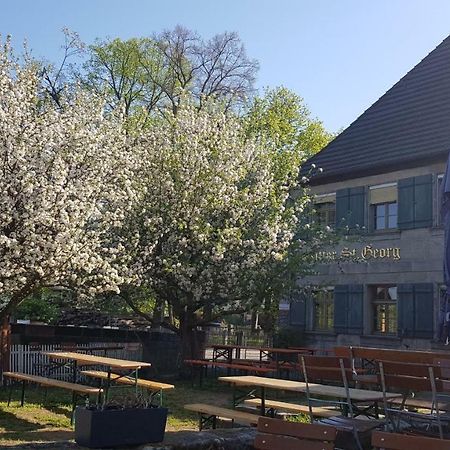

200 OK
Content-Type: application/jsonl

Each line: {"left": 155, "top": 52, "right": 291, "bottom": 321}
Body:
{"left": 0, "top": 379, "right": 234, "bottom": 448}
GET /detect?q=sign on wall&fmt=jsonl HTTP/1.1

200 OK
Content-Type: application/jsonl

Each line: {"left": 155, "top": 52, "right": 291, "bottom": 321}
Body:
{"left": 315, "top": 244, "right": 401, "bottom": 262}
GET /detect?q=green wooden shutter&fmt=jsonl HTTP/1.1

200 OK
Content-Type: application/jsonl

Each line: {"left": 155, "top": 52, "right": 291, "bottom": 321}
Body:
{"left": 398, "top": 175, "right": 432, "bottom": 230}
{"left": 414, "top": 175, "right": 433, "bottom": 228}
{"left": 397, "top": 284, "right": 415, "bottom": 337}
{"left": 334, "top": 285, "right": 348, "bottom": 333}
{"left": 398, "top": 179, "right": 415, "bottom": 229}
{"left": 398, "top": 283, "right": 434, "bottom": 338}
{"left": 348, "top": 187, "right": 366, "bottom": 231}
{"left": 336, "top": 189, "right": 350, "bottom": 230}
{"left": 336, "top": 187, "right": 366, "bottom": 231}
{"left": 413, "top": 283, "right": 434, "bottom": 339}
{"left": 290, "top": 292, "right": 306, "bottom": 330}
{"left": 347, "top": 285, "right": 364, "bottom": 335}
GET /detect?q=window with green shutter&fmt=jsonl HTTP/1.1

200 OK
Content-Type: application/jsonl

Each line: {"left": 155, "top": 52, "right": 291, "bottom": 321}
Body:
{"left": 397, "top": 283, "right": 434, "bottom": 339}
{"left": 333, "top": 285, "right": 364, "bottom": 335}
{"left": 398, "top": 175, "right": 432, "bottom": 229}
{"left": 336, "top": 187, "right": 366, "bottom": 232}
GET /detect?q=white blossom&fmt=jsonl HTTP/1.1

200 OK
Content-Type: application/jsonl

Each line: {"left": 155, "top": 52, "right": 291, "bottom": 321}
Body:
{"left": 0, "top": 39, "right": 138, "bottom": 314}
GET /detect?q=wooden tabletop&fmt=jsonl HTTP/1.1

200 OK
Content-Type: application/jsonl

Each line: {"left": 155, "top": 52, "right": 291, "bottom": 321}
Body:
{"left": 259, "top": 347, "right": 312, "bottom": 354}
{"left": 210, "top": 344, "right": 261, "bottom": 350}
{"left": 43, "top": 351, "right": 151, "bottom": 369}
{"left": 55, "top": 345, "right": 125, "bottom": 352}
{"left": 218, "top": 375, "right": 401, "bottom": 402}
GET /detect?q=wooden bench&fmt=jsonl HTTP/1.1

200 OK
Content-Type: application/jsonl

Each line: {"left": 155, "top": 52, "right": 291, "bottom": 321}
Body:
{"left": 80, "top": 370, "right": 174, "bottom": 405}
{"left": 243, "top": 398, "right": 339, "bottom": 418}
{"left": 335, "top": 346, "right": 450, "bottom": 370}
{"left": 184, "top": 359, "right": 276, "bottom": 385}
{"left": 390, "top": 396, "right": 450, "bottom": 411}
{"left": 184, "top": 403, "right": 259, "bottom": 430}
{"left": 254, "top": 417, "right": 337, "bottom": 450}
{"left": 372, "top": 431, "right": 450, "bottom": 450}
{"left": 185, "top": 359, "right": 275, "bottom": 373}
{"left": 2, "top": 371, "right": 102, "bottom": 422}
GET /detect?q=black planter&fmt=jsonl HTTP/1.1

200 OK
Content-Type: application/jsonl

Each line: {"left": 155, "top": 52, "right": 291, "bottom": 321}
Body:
{"left": 75, "top": 406, "right": 168, "bottom": 448}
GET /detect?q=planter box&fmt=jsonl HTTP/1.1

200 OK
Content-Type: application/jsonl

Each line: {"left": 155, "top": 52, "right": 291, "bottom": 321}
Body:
{"left": 75, "top": 406, "right": 168, "bottom": 448}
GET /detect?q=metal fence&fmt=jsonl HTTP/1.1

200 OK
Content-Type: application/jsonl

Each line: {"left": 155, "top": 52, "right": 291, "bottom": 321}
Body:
{"left": 9, "top": 342, "right": 143, "bottom": 380}
{"left": 205, "top": 326, "right": 271, "bottom": 347}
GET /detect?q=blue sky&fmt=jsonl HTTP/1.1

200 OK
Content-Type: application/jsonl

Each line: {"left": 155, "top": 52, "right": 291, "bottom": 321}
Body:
{"left": 1, "top": 0, "right": 450, "bottom": 132}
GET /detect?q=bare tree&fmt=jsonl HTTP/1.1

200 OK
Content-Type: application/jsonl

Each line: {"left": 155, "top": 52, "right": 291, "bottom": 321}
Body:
{"left": 153, "top": 25, "right": 259, "bottom": 113}
{"left": 40, "top": 28, "right": 85, "bottom": 107}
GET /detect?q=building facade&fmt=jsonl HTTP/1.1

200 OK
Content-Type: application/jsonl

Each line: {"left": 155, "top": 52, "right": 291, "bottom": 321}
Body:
{"left": 285, "top": 36, "right": 450, "bottom": 351}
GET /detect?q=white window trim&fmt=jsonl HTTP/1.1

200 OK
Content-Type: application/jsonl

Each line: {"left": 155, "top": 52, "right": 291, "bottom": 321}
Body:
{"left": 369, "top": 182, "right": 397, "bottom": 190}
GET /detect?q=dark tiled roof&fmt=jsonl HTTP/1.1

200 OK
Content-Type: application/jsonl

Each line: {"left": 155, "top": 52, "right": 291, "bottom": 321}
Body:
{"left": 303, "top": 36, "right": 450, "bottom": 185}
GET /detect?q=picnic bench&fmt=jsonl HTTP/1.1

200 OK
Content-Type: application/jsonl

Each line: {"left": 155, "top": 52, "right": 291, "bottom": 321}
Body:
{"left": 243, "top": 398, "right": 339, "bottom": 418}
{"left": 184, "top": 403, "right": 259, "bottom": 430}
{"left": 334, "top": 346, "right": 450, "bottom": 371}
{"left": 254, "top": 417, "right": 337, "bottom": 450}
{"left": 372, "top": 431, "right": 450, "bottom": 450}
{"left": 2, "top": 372, "right": 102, "bottom": 422}
{"left": 43, "top": 351, "right": 151, "bottom": 404}
{"left": 81, "top": 370, "right": 174, "bottom": 405}
{"left": 218, "top": 375, "right": 401, "bottom": 417}
{"left": 184, "top": 359, "right": 275, "bottom": 385}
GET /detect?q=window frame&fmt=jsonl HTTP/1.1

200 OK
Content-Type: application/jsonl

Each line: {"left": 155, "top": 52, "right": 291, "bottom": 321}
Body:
{"left": 371, "top": 285, "right": 398, "bottom": 336}
{"left": 313, "top": 288, "right": 334, "bottom": 332}
{"left": 372, "top": 201, "right": 398, "bottom": 231}
{"left": 315, "top": 202, "right": 336, "bottom": 229}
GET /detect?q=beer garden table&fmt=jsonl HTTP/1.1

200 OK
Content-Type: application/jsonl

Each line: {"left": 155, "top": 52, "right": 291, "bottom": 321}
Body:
{"left": 43, "top": 351, "right": 151, "bottom": 403}
{"left": 259, "top": 347, "right": 314, "bottom": 374}
{"left": 218, "top": 375, "right": 402, "bottom": 418}
{"left": 211, "top": 344, "right": 262, "bottom": 363}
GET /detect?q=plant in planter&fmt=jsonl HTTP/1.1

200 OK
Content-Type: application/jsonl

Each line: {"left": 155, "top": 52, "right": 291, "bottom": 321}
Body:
{"left": 75, "top": 402, "right": 168, "bottom": 448}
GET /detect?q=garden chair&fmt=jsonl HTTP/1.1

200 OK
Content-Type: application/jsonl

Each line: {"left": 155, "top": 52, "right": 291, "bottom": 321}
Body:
{"left": 300, "top": 355, "right": 381, "bottom": 450}
{"left": 378, "top": 360, "right": 450, "bottom": 439}
{"left": 254, "top": 416, "right": 337, "bottom": 450}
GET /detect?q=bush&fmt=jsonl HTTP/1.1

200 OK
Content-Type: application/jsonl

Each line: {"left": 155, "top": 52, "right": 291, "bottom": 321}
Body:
{"left": 272, "top": 326, "right": 305, "bottom": 348}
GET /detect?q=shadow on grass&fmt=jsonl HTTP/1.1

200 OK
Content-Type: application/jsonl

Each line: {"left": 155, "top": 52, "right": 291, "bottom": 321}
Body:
{"left": 0, "top": 409, "right": 42, "bottom": 432}
{"left": 0, "top": 428, "right": 75, "bottom": 444}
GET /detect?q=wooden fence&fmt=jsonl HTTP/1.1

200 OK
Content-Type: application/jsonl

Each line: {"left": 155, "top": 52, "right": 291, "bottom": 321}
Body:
{"left": 9, "top": 342, "right": 143, "bottom": 380}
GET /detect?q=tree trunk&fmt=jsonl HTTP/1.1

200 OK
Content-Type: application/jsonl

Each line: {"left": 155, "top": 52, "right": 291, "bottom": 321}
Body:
{"left": 168, "top": 303, "right": 174, "bottom": 326}
{"left": 151, "top": 298, "right": 165, "bottom": 329}
{"left": 179, "top": 309, "right": 204, "bottom": 361}
{"left": 0, "top": 315, "right": 11, "bottom": 376}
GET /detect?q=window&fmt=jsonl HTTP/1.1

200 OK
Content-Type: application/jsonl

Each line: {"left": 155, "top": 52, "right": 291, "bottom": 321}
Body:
{"left": 374, "top": 202, "right": 397, "bottom": 230}
{"left": 372, "top": 286, "right": 397, "bottom": 334}
{"left": 314, "top": 290, "right": 334, "bottom": 331}
{"left": 315, "top": 202, "right": 336, "bottom": 228}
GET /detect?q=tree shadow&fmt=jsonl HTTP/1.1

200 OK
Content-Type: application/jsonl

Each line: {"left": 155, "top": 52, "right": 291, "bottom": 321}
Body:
{"left": 0, "top": 408, "right": 42, "bottom": 432}
{"left": 1, "top": 429, "right": 75, "bottom": 446}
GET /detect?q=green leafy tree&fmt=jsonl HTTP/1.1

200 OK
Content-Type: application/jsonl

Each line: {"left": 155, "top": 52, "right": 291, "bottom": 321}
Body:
{"left": 245, "top": 87, "right": 334, "bottom": 157}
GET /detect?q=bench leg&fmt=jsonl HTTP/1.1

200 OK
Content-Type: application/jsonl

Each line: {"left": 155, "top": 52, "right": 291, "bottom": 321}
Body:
{"left": 42, "top": 386, "right": 48, "bottom": 405}
{"left": 198, "top": 413, "right": 217, "bottom": 431}
{"left": 96, "top": 379, "right": 103, "bottom": 405}
{"left": 71, "top": 392, "right": 77, "bottom": 425}
{"left": 20, "top": 381, "right": 26, "bottom": 407}
{"left": 7, "top": 381, "right": 13, "bottom": 406}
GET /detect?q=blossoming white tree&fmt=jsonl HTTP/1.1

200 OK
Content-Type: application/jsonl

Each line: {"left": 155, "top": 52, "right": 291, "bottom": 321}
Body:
{"left": 120, "top": 101, "right": 330, "bottom": 359}
{"left": 0, "top": 40, "right": 137, "bottom": 326}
